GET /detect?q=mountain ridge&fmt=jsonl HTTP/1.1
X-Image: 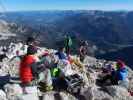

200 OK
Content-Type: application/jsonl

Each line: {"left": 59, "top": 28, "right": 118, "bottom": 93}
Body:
{"left": 0, "top": 10, "right": 133, "bottom": 66}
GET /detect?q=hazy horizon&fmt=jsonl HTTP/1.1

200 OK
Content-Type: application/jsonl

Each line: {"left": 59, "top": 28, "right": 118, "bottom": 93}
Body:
{"left": 0, "top": 0, "right": 133, "bottom": 12}
{"left": 0, "top": 9, "right": 133, "bottom": 13}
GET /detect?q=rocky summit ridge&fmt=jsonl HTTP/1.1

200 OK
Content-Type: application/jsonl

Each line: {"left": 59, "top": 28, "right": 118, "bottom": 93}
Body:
{"left": 0, "top": 42, "right": 132, "bottom": 100}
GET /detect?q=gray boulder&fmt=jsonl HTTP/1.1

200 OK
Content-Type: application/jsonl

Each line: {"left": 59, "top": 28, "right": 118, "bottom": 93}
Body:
{"left": 106, "top": 86, "right": 133, "bottom": 100}
{"left": 42, "top": 91, "right": 77, "bottom": 100}
{"left": 0, "top": 90, "right": 7, "bottom": 100}
{"left": 80, "top": 86, "right": 112, "bottom": 100}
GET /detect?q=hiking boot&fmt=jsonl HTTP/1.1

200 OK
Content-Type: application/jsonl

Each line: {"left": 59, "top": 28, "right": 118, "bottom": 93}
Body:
{"left": 46, "top": 85, "right": 53, "bottom": 91}
{"left": 38, "top": 82, "right": 53, "bottom": 92}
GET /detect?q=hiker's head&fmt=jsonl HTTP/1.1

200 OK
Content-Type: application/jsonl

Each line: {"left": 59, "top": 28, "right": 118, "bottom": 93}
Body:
{"left": 26, "top": 37, "right": 35, "bottom": 45}
{"left": 59, "top": 46, "right": 65, "bottom": 52}
{"left": 27, "top": 46, "right": 38, "bottom": 55}
{"left": 116, "top": 60, "right": 126, "bottom": 69}
{"left": 84, "top": 41, "right": 88, "bottom": 46}
{"left": 107, "top": 63, "right": 113, "bottom": 70}
{"left": 65, "top": 34, "right": 71, "bottom": 39}
{"left": 81, "top": 40, "right": 88, "bottom": 46}
{"left": 66, "top": 34, "right": 69, "bottom": 37}
{"left": 85, "top": 41, "right": 88, "bottom": 45}
{"left": 26, "top": 37, "right": 39, "bottom": 46}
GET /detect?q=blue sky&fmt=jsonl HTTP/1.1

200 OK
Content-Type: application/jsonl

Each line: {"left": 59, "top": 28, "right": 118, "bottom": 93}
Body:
{"left": 0, "top": 0, "right": 133, "bottom": 12}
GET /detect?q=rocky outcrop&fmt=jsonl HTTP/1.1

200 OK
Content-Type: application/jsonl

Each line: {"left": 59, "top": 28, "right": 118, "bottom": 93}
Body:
{"left": 42, "top": 91, "right": 77, "bottom": 100}
{"left": 0, "top": 43, "right": 132, "bottom": 100}
{"left": 0, "top": 90, "right": 7, "bottom": 100}
{"left": 106, "top": 86, "right": 133, "bottom": 100}
{"left": 0, "top": 20, "right": 16, "bottom": 40}
{"left": 81, "top": 86, "right": 112, "bottom": 100}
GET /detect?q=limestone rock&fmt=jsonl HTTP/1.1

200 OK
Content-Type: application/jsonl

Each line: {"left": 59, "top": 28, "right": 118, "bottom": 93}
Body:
{"left": 0, "top": 90, "right": 7, "bottom": 100}
{"left": 42, "top": 91, "right": 77, "bottom": 100}
{"left": 106, "top": 86, "right": 133, "bottom": 100}
{"left": 81, "top": 86, "right": 112, "bottom": 100}
{"left": 4, "top": 84, "right": 23, "bottom": 100}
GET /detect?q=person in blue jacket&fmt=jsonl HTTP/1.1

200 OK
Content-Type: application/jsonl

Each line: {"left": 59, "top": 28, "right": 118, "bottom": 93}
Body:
{"left": 55, "top": 46, "right": 67, "bottom": 60}
{"left": 115, "top": 60, "right": 128, "bottom": 81}
{"left": 100, "top": 60, "right": 128, "bottom": 85}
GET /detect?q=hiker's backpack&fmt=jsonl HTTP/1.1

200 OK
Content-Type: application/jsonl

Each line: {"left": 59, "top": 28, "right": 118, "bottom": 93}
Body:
{"left": 51, "top": 68, "right": 60, "bottom": 77}
{"left": 65, "top": 74, "right": 84, "bottom": 94}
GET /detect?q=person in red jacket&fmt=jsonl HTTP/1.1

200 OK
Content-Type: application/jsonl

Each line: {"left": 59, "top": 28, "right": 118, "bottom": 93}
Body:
{"left": 20, "top": 45, "right": 38, "bottom": 86}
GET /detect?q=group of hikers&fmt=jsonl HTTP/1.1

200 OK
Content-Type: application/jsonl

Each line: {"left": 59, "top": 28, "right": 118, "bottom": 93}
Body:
{"left": 20, "top": 36, "right": 73, "bottom": 91}
{"left": 99, "top": 60, "right": 128, "bottom": 86}
{"left": 19, "top": 35, "right": 94, "bottom": 92}
{"left": 18, "top": 35, "right": 129, "bottom": 93}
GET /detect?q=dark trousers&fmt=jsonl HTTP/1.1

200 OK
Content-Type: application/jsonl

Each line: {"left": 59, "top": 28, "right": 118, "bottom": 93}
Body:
{"left": 102, "top": 75, "right": 118, "bottom": 85}
{"left": 52, "top": 78, "right": 68, "bottom": 90}
{"left": 0, "top": 75, "right": 10, "bottom": 89}
{"left": 79, "top": 54, "right": 85, "bottom": 62}
{"left": 66, "top": 46, "right": 70, "bottom": 55}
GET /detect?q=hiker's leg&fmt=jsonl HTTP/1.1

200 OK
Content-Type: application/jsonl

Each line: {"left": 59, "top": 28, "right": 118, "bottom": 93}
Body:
{"left": 111, "top": 76, "right": 118, "bottom": 85}
{"left": 65, "top": 46, "right": 68, "bottom": 54}
{"left": 80, "top": 54, "right": 84, "bottom": 62}
{"left": 67, "top": 46, "right": 70, "bottom": 55}
{"left": 101, "top": 74, "right": 112, "bottom": 83}
{"left": 38, "top": 69, "right": 53, "bottom": 92}
{"left": 58, "top": 78, "right": 68, "bottom": 90}
{"left": 66, "top": 46, "right": 69, "bottom": 55}
{"left": 45, "top": 69, "right": 53, "bottom": 86}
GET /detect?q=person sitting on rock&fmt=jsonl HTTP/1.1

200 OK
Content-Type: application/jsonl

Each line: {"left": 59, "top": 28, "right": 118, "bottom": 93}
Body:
{"left": 102, "top": 63, "right": 116, "bottom": 73}
{"left": 38, "top": 55, "right": 53, "bottom": 92}
{"left": 55, "top": 46, "right": 68, "bottom": 60}
{"left": 55, "top": 46, "right": 75, "bottom": 75}
{"left": 99, "top": 60, "right": 128, "bottom": 85}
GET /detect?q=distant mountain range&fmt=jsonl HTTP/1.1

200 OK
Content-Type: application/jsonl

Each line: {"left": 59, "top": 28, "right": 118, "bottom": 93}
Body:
{"left": 97, "top": 46, "right": 133, "bottom": 69}
{"left": 0, "top": 10, "right": 133, "bottom": 67}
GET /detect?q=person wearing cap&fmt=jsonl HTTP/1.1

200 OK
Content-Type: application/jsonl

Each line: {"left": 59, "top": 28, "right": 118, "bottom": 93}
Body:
{"left": 79, "top": 40, "right": 89, "bottom": 62}
{"left": 26, "top": 36, "right": 40, "bottom": 54}
{"left": 20, "top": 45, "right": 39, "bottom": 86}
{"left": 55, "top": 46, "right": 67, "bottom": 60}
{"left": 20, "top": 42, "right": 53, "bottom": 92}
{"left": 99, "top": 60, "right": 128, "bottom": 85}
{"left": 115, "top": 60, "right": 128, "bottom": 81}
{"left": 26, "top": 37, "right": 38, "bottom": 46}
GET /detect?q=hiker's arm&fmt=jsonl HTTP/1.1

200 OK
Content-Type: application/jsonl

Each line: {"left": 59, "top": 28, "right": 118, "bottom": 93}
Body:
{"left": 31, "top": 58, "right": 46, "bottom": 71}
{"left": 36, "top": 57, "right": 46, "bottom": 65}
{"left": 31, "top": 62, "right": 39, "bottom": 78}
{"left": 31, "top": 57, "right": 48, "bottom": 75}
{"left": 79, "top": 46, "right": 84, "bottom": 55}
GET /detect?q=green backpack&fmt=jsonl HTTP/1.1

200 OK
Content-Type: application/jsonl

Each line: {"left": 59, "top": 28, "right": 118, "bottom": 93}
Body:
{"left": 65, "top": 36, "right": 72, "bottom": 47}
{"left": 51, "top": 68, "right": 60, "bottom": 77}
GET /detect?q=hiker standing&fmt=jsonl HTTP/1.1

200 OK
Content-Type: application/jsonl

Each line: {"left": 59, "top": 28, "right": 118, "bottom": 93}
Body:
{"left": 20, "top": 37, "right": 46, "bottom": 83}
{"left": 20, "top": 44, "right": 53, "bottom": 90}
{"left": 64, "top": 35, "right": 72, "bottom": 56}
{"left": 20, "top": 45, "right": 39, "bottom": 86}
{"left": 79, "top": 40, "right": 89, "bottom": 62}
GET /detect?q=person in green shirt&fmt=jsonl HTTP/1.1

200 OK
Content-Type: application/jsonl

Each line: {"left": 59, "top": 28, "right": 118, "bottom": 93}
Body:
{"left": 64, "top": 35, "right": 72, "bottom": 55}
